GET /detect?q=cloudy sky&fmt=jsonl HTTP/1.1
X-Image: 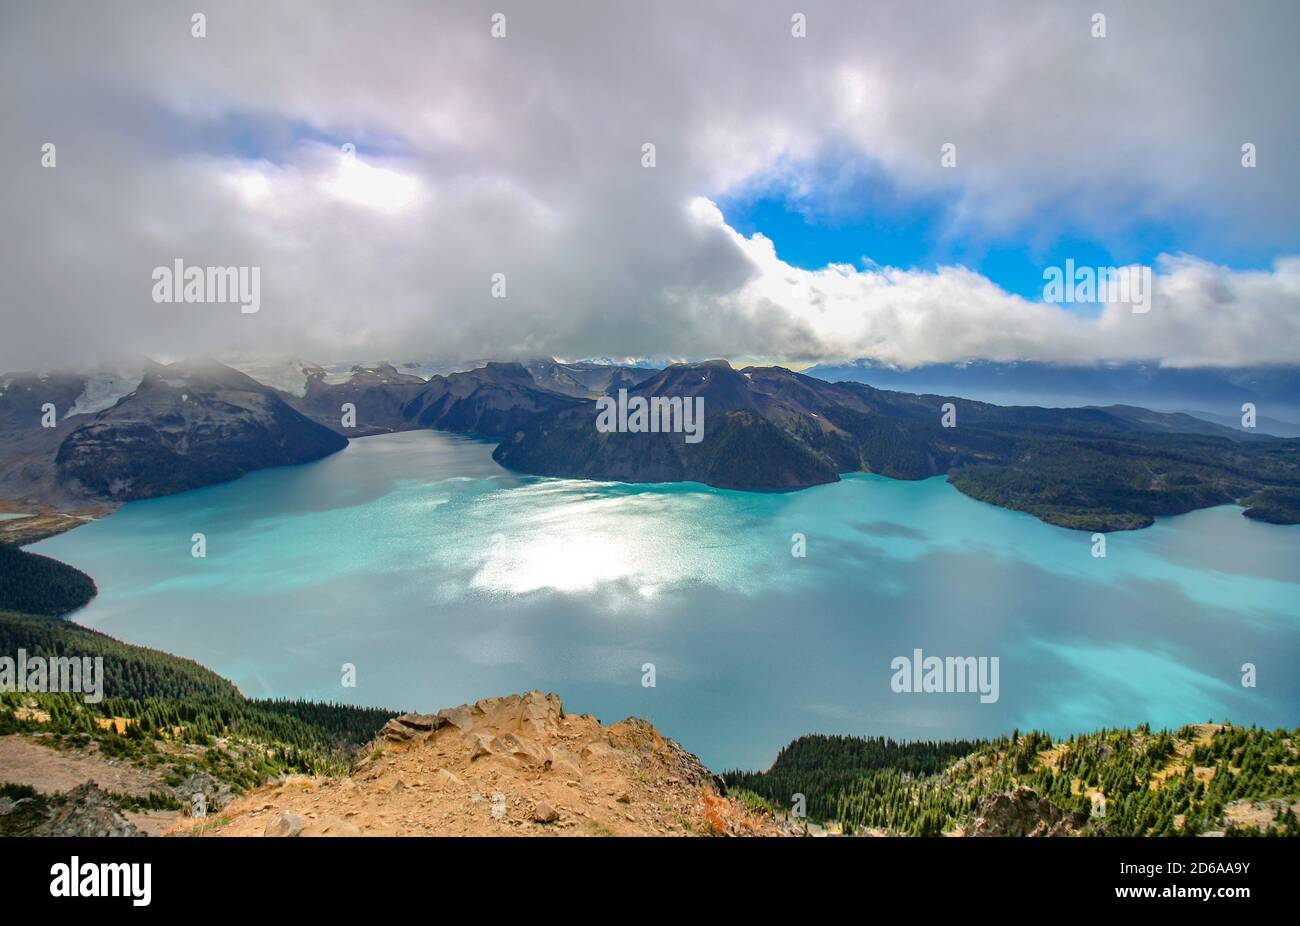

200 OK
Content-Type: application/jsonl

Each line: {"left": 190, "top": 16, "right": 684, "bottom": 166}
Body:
{"left": 2, "top": 0, "right": 1297, "bottom": 371}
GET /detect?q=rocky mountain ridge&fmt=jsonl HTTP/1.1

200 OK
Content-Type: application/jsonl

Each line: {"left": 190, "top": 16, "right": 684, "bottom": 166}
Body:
{"left": 493, "top": 360, "right": 1300, "bottom": 529}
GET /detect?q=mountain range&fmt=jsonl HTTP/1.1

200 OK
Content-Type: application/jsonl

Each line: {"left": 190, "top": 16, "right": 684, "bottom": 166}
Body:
{"left": 2, "top": 356, "right": 1298, "bottom": 537}
{"left": 807, "top": 360, "right": 1300, "bottom": 435}
{"left": 494, "top": 360, "right": 1300, "bottom": 530}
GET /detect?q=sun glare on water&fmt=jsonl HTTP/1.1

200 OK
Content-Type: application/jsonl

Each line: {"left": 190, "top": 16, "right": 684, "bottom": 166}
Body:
{"left": 466, "top": 486, "right": 734, "bottom": 600}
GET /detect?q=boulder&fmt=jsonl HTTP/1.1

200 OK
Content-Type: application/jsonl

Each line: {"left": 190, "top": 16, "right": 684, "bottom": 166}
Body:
{"left": 379, "top": 713, "right": 443, "bottom": 743}
{"left": 177, "top": 771, "right": 232, "bottom": 815}
{"left": 489, "top": 733, "right": 548, "bottom": 765}
{"left": 470, "top": 733, "right": 494, "bottom": 760}
{"left": 547, "top": 746, "right": 583, "bottom": 778}
{"left": 381, "top": 719, "right": 416, "bottom": 742}
{"left": 263, "top": 810, "right": 306, "bottom": 837}
{"left": 432, "top": 768, "right": 465, "bottom": 788}
{"left": 435, "top": 706, "right": 474, "bottom": 732}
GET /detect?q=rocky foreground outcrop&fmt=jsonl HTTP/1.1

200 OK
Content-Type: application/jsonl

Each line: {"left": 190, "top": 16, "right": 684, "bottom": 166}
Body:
{"left": 206, "top": 691, "right": 792, "bottom": 837}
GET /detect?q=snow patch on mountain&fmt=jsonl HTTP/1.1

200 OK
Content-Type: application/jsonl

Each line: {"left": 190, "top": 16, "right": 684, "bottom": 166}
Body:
{"left": 67, "top": 369, "right": 146, "bottom": 417}
{"left": 225, "top": 357, "right": 323, "bottom": 397}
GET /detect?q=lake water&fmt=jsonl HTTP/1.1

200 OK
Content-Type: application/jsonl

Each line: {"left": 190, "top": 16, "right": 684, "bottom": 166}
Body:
{"left": 31, "top": 431, "right": 1300, "bottom": 770}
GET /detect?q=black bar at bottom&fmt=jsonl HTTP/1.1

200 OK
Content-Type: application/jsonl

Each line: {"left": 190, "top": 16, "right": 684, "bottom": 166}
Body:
{"left": 0, "top": 835, "right": 1280, "bottom": 913}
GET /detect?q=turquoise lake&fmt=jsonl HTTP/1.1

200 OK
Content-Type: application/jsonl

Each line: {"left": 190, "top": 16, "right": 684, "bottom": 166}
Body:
{"left": 31, "top": 430, "right": 1300, "bottom": 770}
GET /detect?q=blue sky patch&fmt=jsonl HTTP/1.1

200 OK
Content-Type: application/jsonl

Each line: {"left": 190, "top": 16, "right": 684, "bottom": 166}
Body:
{"left": 717, "top": 154, "right": 1292, "bottom": 301}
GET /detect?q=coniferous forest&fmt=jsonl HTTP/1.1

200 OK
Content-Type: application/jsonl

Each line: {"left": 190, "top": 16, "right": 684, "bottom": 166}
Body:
{"left": 726, "top": 725, "right": 1300, "bottom": 836}
{"left": 1, "top": 608, "right": 398, "bottom": 788}
{"left": 0, "top": 543, "right": 96, "bottom": 616}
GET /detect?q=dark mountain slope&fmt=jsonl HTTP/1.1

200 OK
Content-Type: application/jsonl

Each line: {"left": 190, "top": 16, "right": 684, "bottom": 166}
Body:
{"left": 280, "top": 363, "right": 428, "bottom": 436}
{"left": 400, "top": 362, "right": 586, "bottom": 438}
{"left": 495, "top": 361, "right": 839, "bottom": 488}
{"left": 494, "top": 361, "right": 1300, "bottom": 530}
{"left": 1077, "top": 404, "right": 1266, "bottom": 440}
{"left": 523, "top": 358, "right": 658, "bottom": 397}
{"left": 54, "top": 359, "right": 348, "bottom": 501}
{"left": 280, "top": 361, "right": 587, "bottom": 438}
{"left": 0, "top": 362, "right": 165, "bottom": 513}
{"left": 0, "top": 372, "right": 91, "bottom": 433}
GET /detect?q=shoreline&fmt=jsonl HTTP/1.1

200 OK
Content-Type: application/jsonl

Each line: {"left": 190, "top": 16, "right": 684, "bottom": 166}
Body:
{"left": 9, "top": 424, "right": 1295, "bottom": 547}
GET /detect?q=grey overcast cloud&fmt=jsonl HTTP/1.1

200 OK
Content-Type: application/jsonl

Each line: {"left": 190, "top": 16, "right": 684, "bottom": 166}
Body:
{"left": 2, "top": 0, "right": 1298, "bottom": 370}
